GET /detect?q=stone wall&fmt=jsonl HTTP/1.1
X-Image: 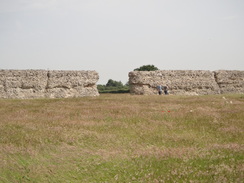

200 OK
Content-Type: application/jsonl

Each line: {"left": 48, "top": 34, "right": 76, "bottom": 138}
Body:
{"left": 129, "top": 70, "right": 244, "bottom": 95}
{"left": 0, "top": 70, "right": 99, "bottom": 99}
{"left": 214, "top": 70, "right": 244, "bottom": 94}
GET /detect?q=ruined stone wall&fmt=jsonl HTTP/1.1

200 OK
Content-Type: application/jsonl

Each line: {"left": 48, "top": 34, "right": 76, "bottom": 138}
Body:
{"left": 129, "top": 70, "right": 244, "bottom": 95}
{"left": 0, "top": 70, "right": 99, "bottom": 99}
{"left": 214, "top": 70, "right": 244, "bottom": 94}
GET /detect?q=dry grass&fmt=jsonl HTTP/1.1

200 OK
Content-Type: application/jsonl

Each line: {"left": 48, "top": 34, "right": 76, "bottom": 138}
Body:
{"left": 0, "top": 94, "right": 243, "bottom": 182}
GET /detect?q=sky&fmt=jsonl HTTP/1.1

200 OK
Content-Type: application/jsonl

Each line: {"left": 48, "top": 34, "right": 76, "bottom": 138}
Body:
{"left": 0, "top": 0, "right": 244, "bottom": 84}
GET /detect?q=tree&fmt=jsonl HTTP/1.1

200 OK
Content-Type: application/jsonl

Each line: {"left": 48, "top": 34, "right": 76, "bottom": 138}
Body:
{"left": 106, "top": 79, "right": 123, "bottom": 87}
{"left": 98, "top": 79, "right": 129, "bottom": 93}
{"left": 134, "top": 65, "right": 159, "bottom": 71}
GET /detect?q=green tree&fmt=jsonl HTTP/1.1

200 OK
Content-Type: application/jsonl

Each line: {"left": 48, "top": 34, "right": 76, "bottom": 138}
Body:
{"left": 98, "top": 79, "right": 129, "bottom": 93}
{"left": 134, "top": 65, "right": 159, "bottom": 71}
{"left": 106, "top": 79, "right": 123, "bottom": 87}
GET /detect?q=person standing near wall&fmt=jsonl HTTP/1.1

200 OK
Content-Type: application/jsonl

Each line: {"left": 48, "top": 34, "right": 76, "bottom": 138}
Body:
{"left": 164, "top": 86, "right": 169, "bottom": 95}
{"left": 157, "top": 85, "right": 163, "bottom": 95}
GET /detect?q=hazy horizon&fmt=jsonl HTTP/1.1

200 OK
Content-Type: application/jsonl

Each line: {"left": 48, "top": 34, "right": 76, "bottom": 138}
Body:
{"left": 1, "top": 0, "right": 244, "bottom": 84}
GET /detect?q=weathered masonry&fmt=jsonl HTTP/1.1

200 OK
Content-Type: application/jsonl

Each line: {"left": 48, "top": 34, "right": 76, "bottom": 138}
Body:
{"left": 0, "top": 70, "right": 99, "bottom": 99}
{"left": 129, "top": 70, "right": 244, "bottom": 95}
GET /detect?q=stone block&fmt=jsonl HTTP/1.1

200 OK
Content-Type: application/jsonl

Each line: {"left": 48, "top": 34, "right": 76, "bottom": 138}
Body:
{"left": 214, "top": 70, "right": 244, "bottom": 94}
{"left": 129, "top": 70, "right": 221, "bottom": 95}
{"left": 0, "top": 70, "right": 99, "bottom": 99}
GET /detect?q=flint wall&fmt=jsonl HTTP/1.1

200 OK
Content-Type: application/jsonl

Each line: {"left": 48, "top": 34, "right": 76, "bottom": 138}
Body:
{"left": 0, "top": 70, "right": 99, "bottom": 99}
{"left": 129, "top": 70, "right": 244, "bottom": 95}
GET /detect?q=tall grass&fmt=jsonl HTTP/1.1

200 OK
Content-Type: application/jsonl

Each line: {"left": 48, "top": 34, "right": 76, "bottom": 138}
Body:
{"left": 0, "top": 94, "right": 243, "bottom": 182}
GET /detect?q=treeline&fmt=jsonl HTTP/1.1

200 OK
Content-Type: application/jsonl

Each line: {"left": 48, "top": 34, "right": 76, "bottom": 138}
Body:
{"left": 97, "top": 79, "right": 130, "bottom": 93}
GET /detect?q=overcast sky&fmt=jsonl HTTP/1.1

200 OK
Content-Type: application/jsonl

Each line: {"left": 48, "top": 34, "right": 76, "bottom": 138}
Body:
{"left": 1, "top": 0, "right": 244, "bottom": 84}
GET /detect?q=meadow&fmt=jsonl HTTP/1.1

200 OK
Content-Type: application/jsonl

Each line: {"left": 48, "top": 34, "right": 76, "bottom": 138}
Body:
{"left": 0, "top": 94, "right": 243, "bottom": 183}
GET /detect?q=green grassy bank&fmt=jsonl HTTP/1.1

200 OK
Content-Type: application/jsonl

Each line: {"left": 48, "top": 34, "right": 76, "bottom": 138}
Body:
{"left": 0, "top": 94, "right": 243, "bottom": 182}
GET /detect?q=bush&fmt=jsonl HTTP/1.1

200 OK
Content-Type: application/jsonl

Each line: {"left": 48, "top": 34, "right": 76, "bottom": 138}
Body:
{"left": 97, "top": 79, "right": 130, "bottom": 93}
{"left": 134, "top": 65, "right": 159, "bottom": 71}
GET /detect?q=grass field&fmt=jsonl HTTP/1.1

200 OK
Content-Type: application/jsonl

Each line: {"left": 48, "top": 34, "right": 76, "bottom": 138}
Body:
{"left": 0, "top": 94, "right": 243, "bottom": 183}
